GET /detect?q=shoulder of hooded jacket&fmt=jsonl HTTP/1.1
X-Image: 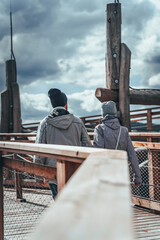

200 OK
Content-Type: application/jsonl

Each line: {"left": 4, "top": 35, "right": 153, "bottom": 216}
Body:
{"left": 95, "top": 122, "right": 104, "bottom": 130}
{"left": 72, "top": 115, "right": 84, "bottom": 125}
{"left": 121, "top": 126, "right": 129, "bottom": 133}
{"left": 38, "top": 117, "right": 48, "bottom": 129}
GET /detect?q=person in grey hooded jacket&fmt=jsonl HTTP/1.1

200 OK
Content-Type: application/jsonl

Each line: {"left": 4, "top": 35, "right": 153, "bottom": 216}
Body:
{"left": 93, "top": 101, "right": 142, "bottom": 186}
{"left": 34, "top": 88, "right": 91, "bottom": 198}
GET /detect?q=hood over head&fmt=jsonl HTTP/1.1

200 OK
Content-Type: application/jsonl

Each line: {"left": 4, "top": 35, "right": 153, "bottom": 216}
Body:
{"left": 103, "top": 118, "right": 120, "bottom": 130}
{"left": 101, "top": 101, "right": 118, "bottom": 119}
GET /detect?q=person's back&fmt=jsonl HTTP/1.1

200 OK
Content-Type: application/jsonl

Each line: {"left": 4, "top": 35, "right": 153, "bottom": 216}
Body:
{"left": 93, "top": 101, "right": 142, "bottom": 186}
{"left": 34, "top": 88, "right": 91, "bottom": 198}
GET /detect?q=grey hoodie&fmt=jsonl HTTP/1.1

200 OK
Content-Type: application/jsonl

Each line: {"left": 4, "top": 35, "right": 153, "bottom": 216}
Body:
{"left": 34, "top": 107, "right": 91, "bottom": 167}
{"left": 93, "top": 118, "right": 142, "bottom": 184}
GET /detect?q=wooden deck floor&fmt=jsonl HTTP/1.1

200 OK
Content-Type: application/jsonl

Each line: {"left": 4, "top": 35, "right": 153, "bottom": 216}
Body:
{"left": 3, "top": 189, "right": 160, "bottom": 240}
{"left": 133, "top": 206, "right": 160, "bottom": 240}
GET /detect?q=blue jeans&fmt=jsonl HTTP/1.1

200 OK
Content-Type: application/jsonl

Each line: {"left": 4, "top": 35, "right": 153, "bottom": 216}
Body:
{"left": 49, "top": 183, "right": 57, "bottom": 199}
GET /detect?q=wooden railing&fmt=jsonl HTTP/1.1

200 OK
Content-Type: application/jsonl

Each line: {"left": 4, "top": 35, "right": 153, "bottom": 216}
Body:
{"left": 0, "top": 142, "right": 134, "bottom": 240}
{"left": 130, "top": 107, "right": 160, "bottom": 131}
{"left": 21, "top": 106, "right": 160, "bottom": 132}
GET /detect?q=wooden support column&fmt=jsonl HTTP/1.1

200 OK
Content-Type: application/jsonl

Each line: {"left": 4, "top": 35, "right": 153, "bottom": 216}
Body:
{"left": 147, "top": 109, "right": 152, "bottom": 131}
{"left": 57, "top": 161, "right": 66, "bottom": 193}
{"left": 106, "top": 3, "right": 121, "bottom": 90}
{"left": 15, "top": 172, "right": 23, "bottom": 200}
{"left": 2, "top": 136, "right": 13, "bottom": 180}
{"left": 119, "top": 43, "right": 131, "bottom": 130}
{"left": 1, "top": 60, "right": 21, "bottom": 133}
{"left": 14, "top": 154, "right": 26, "bottom": 202}
{"left": 148, "top": 150, "right": 160, "bottom": 201}
{"left": 0, "top": 152, "right": 4, "bottom": 240}
{"left": 57, "top": 160, "right": 80, "bottom": 193}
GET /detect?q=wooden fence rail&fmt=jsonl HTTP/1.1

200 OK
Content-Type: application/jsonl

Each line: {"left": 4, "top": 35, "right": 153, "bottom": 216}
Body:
{"left": 32, "top": 149, "right": 134, "bottom": 240}
{"left": 21, "top": 106, "right": 160, "bottom": 132}
{"left": 0, "top": 142, "right": 134, "bottom": 240}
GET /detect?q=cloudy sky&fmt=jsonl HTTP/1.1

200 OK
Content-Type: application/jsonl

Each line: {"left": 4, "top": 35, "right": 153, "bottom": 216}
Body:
{"left": 0, "top": 0, "right": 159, "bottom": 123}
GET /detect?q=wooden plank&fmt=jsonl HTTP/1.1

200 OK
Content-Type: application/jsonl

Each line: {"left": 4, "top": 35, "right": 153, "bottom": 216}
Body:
{"left": 32, "top": 150, "right": 134, "bottom": 240}
{"left": 130, "top": 107, "right": 160, "bottom": 112}
{"left": 119, "top": 43, "right": 131, "bottom": 130}
{"left": 15, "top": 172, "right": 23, "bottom": 200}
{"left": 132, "top": 142, "right": 160, "bottom": 149}
{"left": 148, "top": 150, "right": 160, "bottom": 201}
{"left": 89, "top": 132, "right": 160, "bottom": 139}
{"left": 3, "top": 157, "right": 57, "bottom": 180}
{"left": 130, "top": 132, "right": 160, "bottom": 138}
{"left": 0, "top": 133, "right": 36, "bottom": 137}
{"left": 0, "top": 142, "right": 108, "bottom": 161}
{"left": 57, "top": 160, "right": 66, "bottom": 193}
{"left": 57, "top": 161, "right": 81, "bottom": 193}
{"left": 95, "top": 88, "right": 160, "bottom": 105}
{"left": 106, "top": 3, "right": 121, "bottom": 89}
{"left": 147, "top": 109, "right": 152, "bottom": 131}
{"left": 4, "top": 179, "right": 50, "bottom": 189}
{"left": 132, "top": 197, "right": 160, "bottom": 212}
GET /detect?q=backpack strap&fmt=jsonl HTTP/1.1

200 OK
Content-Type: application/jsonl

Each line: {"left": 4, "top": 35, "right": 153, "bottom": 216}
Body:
{"left": 115, "top": 126, "right": 122, "bottom": 150}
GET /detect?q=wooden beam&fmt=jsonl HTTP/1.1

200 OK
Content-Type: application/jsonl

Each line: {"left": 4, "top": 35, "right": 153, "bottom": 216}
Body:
{"left": 57, "top": 160, "right": 66, "bottom": 193}
{"left": 3, "top": 157, "right": 57, "bottom": 180}
{"left": 57, "top": 160, "right": 81, "bottom": 193}
{"left": 106, "top": 3, "right": 121, "bottom": 90}
{"left": 148, "top": 145, "right": 160, "bottom": 201}
{"left": 32, "top": 150, "right": 134, "bottom": 240}
{"left": 119, "top": 43, "right": 131, "bottom": 129}
{"left": 132, "top": 141, "right": 160, "bottom": 149}
{"left": 95, "top": 88, "right": 160, "bottom": 105}
{"left": 0, "top": 142, "right": 107, "bottom": 162}
{"left": 132, "top": 197, "right": 160, "bottom": 212}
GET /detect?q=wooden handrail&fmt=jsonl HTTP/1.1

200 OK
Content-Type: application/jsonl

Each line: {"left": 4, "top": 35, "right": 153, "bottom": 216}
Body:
{"left": 32, "top": 149, "right": 134, "bottom": 240}
{"left": 0, "top": 142, "right": 107, "bottom": 161}
{"left": 130, "top": 106, "right": 160, "bottom": 113}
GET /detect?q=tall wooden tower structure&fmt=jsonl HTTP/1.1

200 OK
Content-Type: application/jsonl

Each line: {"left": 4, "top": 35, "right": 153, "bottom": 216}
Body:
{"left": 1, "top": 11, "right": 21, "bottom": 133}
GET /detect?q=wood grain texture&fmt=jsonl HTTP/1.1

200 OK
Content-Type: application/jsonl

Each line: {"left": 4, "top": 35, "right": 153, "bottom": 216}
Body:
{"left": 119, "top": 43, "right": 131, "bottom": 130}
{"left": 106, "top": 3, "right": 121, "bottom": 90}
{"left": 95, "top": 87, "right": 160, "bottom": 105}
{"left": 32, "top": 150, "right": 135, "bottom": 240}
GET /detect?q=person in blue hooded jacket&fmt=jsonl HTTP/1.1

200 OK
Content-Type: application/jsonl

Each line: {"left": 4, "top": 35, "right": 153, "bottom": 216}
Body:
{"left": 93, "top": 101, "right": 142, "bottom": 186}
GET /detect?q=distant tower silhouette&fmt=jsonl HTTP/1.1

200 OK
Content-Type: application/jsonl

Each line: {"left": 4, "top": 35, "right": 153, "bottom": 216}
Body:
{"left": 1, "top": 10, "right": 22, "bottom": 133}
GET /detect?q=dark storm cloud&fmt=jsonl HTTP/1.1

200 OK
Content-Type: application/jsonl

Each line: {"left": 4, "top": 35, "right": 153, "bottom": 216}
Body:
{"left": 4, "top": 0, "right": 105, "bottom": 89}
{"left": 147, "top": 55, "right": 160, "bottom": 64}
{"left": 0, "top": 0, "right": 106, "bottom": 91}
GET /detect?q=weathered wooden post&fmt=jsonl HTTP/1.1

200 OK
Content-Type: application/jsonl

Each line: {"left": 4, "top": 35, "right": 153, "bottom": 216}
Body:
{"left": 119, "top": 43, "right": 131, "bottom": 130}
{"left": 95, "top": 2, "right": 160, "bottom": 130}
{"left": 106, "top": 3, "right": 121, "bottom": 90}
{"left": 104, "top": 2, "right": 131, "bottom": 130}
{"left": 1, "top": 10, "right": 22, "bottom": 133}
{"left": 1, "top": 60, "right": 21, "bottom": 133}
{"left": 148, "top": 150, "right": 160, "bottom": 201}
